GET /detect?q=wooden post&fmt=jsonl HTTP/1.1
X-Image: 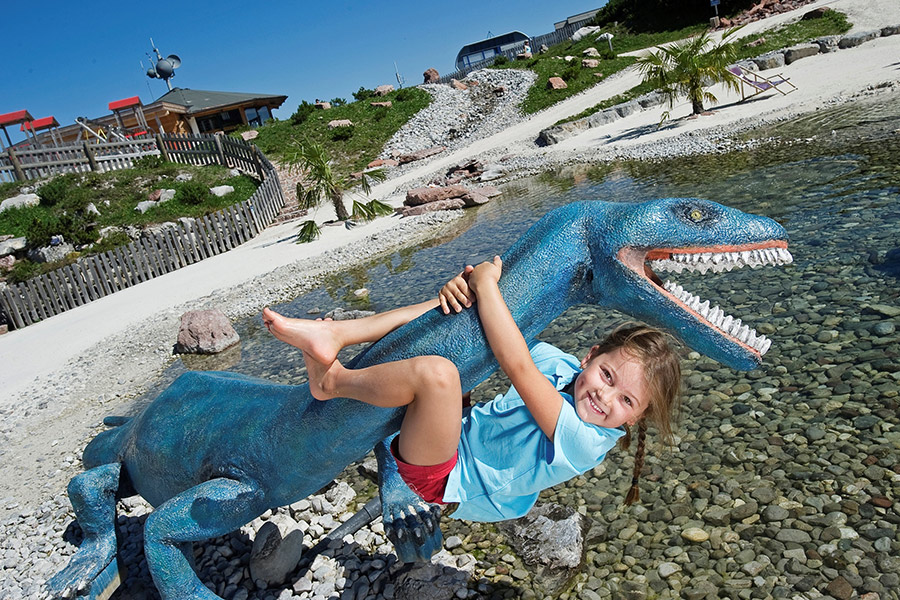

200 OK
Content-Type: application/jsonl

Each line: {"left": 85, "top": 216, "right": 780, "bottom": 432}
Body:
{"left": 6, "top": 147, "right": 25, "bottom": 181}
{"left": 214, "top": 134, "right": 228, "bottom": 167}
{"left": 156, "top": 133, "right": 170, "bottom": 163}
{"left": 83, "top": 142, "right": 100, "bottom": 172}
{"left": 252, "top": 146, "right": 265, "bottom": 180}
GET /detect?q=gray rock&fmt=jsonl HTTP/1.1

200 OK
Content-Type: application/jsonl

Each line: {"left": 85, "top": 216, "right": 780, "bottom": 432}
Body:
{"left": 249, "top": 520, "right": 306, "bottom": 586}
{"left": 173, "top": 309, "right": 240, "bottom": 354}
{"left": 776, "top": 529, "right": 812, "bottom": 543}
{"left": 175, "top": 172, "right": 193, "bottom": 182}
{"left": 0, "top": 236, "right": 26, "bottom": 257}
{"left": 135, "top": 200, "right": 157, "bottom": 214}
{"left": 839, "top": 30, "right": 881, "bottom": 49}
{"left": 85, "top": 202, "right": 101, "bottom": 216}
{"left": 324, "top": 308, "right": 376, "bottom": 321}
{"left": 882, "top": 24, "right": 900, "bottom": 36}
{"left": 783, "top": 43, "right": 819, "bottom": 64}
{"left": 814, "top": 35, "right": 842, "bottom": 53}
{"left": 209, "top": 185, "right": 234, "bottom": 197}
{"left": 0, "top": 193, "right": 40, "bottom": 214}
{"left": 27, "top": 242, "right": 74, "bottom": 264}
{"left": 752, "top": 52, "right": 786, "bottom": 70}
{"left": 872, "top": 321, "right": 895, "bottom": 335}
{"left": 159, "top": 189, "right": 177, "bottom": 203}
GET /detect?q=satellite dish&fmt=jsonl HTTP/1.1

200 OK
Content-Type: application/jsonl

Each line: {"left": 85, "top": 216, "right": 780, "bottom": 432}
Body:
{"left": 167, "top": 54, "right": 181, "bottom": 68}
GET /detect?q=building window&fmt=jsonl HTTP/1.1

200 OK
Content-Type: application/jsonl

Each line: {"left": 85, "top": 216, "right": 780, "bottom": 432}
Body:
{"left": 245, "top": 106, "right": 272, "bottom": 127}
{"left": 197, "top": 108, "right": 243, "bottom": 133}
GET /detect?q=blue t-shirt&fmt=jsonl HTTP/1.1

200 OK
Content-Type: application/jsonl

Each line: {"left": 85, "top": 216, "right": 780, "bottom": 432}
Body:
{"left": 442, "top": 342, "right": 625, "bottom": 521}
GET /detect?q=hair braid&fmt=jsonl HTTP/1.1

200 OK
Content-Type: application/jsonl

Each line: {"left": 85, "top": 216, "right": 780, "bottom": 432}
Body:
{"left": 624, "top": 420, "right": 647, "bottom": 506}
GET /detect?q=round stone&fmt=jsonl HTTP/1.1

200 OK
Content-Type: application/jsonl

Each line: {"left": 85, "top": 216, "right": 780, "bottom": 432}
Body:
{"left": 681, "top": 527, "right": 710, "bottom": 543}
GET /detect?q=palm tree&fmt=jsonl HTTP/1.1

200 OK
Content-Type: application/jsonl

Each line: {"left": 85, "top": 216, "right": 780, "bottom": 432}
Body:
{"left": 287, "top": 141, "right": 388, "bottom": 243}
{"left": 636, "top": 29, "right": 740, "bottom": 124}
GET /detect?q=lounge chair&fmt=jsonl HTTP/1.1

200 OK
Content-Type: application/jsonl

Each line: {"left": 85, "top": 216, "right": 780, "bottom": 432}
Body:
{"left": 728, "top": 66, "right": 797, "bottom": 101}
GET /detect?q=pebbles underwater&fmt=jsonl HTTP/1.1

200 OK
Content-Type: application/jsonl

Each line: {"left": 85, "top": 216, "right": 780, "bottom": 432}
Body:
{"left": 3, "top": 100, "right": 900, "bottom": 599}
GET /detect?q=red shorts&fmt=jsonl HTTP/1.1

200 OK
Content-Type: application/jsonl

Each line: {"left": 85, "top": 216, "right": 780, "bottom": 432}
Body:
{"left": 390, "top": 437, "right": 457, "bottom": 504}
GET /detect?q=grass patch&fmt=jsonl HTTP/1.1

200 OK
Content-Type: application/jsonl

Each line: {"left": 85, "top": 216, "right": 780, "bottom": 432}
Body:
{"left": 242, "top": 87, "right": 431, "bottom": 182}
{"left": 551, "top": 11, "right": 850, "bottom": 126}
{"left": 491, "top": 24, "right": 706, "bottom": 115}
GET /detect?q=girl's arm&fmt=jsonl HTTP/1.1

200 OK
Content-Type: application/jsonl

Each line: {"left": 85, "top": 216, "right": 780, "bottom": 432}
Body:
{"left": 469, "top": 257, "right": 564, "bottom": 441}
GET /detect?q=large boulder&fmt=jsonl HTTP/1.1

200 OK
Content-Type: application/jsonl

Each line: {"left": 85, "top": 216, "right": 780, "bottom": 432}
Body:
{"left": 0, "top": 236, "right": 27, "bottom": 257}
{"left": 784, "top": 43, "right": 819, "bottom": 64}
{"left": 423, "top": 68, "right": 440, "bottom": 83}
{"left": 547, "top": 77, "right": 568, "bottom": 90}
{"left": 374, "top": 84, "right": 395, "bottom": 96}
{"left": 838, "top": 29, "right": 881, "bottom": 49}
{"left": 27, "top": 241, "right": 74, "bottom": 264}
{"left": 751, "top": 51, "right": 786, "bottom": 70}
{"left": 399, "top": 198, "right": 466, "bottom": 217}
{"left": 405, "top": 185, "right": 470, "bottom": 206}
{"left": 0, "top": 193, "right": 40, "bottom": 214}
{"left": 174, "top": 309, "right": 240, "bottom": 354}
{"left": 397, "top": 145, "right": 446, "bottom": 164}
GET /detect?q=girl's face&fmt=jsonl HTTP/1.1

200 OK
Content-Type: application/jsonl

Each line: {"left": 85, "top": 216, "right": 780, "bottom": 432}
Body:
{"left": 573, "top": 347, "right": 649, "bottom": 429}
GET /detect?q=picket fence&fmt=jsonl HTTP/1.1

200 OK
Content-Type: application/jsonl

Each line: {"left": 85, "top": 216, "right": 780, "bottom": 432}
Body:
{"left": 0, "top": 135, "right": 284, "bottom": 330}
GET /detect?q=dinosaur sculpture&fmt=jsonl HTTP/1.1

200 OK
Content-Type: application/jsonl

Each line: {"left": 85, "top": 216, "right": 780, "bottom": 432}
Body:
{"left": 47, "top": 198, "right": 791, "bottom": 600}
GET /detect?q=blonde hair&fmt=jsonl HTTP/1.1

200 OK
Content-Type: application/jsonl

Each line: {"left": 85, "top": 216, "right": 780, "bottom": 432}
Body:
{"left": 586, "top": 322, "right": 681, "bottom": 504}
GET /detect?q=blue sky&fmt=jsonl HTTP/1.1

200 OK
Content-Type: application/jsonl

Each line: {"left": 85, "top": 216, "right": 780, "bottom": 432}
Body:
{"left": 3, "top": 0, "right": 604, "bottom": 144}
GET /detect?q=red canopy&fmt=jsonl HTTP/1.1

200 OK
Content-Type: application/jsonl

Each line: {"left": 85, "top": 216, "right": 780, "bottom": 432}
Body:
{"left": 108, "top": 96, "right": 142, "bottom": 111}
{"left": 20, "top": 116, "right": 59, "bottom": 131}
{"left": 0, "top": 109, "right": 34, "bottom": 126}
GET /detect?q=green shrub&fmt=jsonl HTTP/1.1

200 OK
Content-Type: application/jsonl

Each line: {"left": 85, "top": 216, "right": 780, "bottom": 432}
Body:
{"left": 90, "top": 230, "right": 132, "bottom": 253}
{"left": 24, "top": 214, "right": 62, "bottom": 248}
{"left": 352, "top": 86, "right": 376, "bottom": 102}
{"left": 493, "top": 55, "right": 509, "bottom": 66}
{"left": 177, "top": 181, "right": 209, "bottom": 205}
{"left": 133, "top": 155, "right": 164, "bottom": 170}
{"left": 561, "top": 65, "right": 581, "bottom": 82}
{"left": 291, "top": 100, "right": 316, "bottom": 125}
{"left": 6, "top": 259, "right": 43, "bottom": 284}
{"left": 330, "top": 97, "right": 347, "bottom": 107}
{"left": 330, "top": 126, "right": 353, "bottom": 141}
{"left": 394, "top": 88, "right": 416, "bottom": 102}
{"left": 37, "top": 177, "right": 70, "bottom": 207}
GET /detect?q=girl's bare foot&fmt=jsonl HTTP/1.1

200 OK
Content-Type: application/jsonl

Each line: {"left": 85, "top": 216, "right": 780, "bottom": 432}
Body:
{"left": 301, "top": 350, "right": 342, "bottom": 401}
{"left": 262, "top": 308, "right": 341, "bottom": 364}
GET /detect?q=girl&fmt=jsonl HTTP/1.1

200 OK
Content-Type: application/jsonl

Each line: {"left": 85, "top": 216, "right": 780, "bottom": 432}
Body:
{"left": 263, "top": 257, "right": 681, "bottom": 521}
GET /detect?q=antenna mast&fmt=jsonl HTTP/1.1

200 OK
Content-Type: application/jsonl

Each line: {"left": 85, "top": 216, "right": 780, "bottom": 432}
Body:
{"left": 145, "top": 38, "right": 182, "bottom": 92}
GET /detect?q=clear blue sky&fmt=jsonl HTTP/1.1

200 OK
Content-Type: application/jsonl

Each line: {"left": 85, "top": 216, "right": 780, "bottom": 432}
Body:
{"left": 3, "top": 0, "right": 604, "bottom": 145}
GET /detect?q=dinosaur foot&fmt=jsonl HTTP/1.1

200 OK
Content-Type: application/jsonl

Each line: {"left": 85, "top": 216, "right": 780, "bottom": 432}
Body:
{"left": 46, "top": 548, "right": 123, "bottom": 600}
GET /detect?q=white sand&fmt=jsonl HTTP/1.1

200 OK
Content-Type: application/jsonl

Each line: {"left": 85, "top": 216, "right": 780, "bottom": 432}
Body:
{"left": 0, "top": 0, "right": 898, "bottom": 512}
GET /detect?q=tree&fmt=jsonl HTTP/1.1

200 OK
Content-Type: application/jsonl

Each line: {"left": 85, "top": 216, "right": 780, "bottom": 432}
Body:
{"left": 287, "top": 141, "right": 388, "bottom": 242}
{"left": 636, "top": 29, "right": 740, "bottom": 124}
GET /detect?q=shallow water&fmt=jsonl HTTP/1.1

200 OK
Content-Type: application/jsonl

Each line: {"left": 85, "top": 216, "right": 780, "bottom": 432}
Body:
{"left": 122, "top": 95, "right": 900, "bottom": 598}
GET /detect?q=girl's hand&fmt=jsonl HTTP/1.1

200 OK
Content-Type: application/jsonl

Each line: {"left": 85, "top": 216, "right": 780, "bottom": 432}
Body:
{"left": 469, "top": 256, "right": 503, "bottom": 294}
{"left": 438, "top": 265, "right": 475, "bottom": 314}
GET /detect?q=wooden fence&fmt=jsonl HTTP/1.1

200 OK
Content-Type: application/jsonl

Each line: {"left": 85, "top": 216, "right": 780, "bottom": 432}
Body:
{"left": 0, "top": 135, "right": 284, "bottom": 329}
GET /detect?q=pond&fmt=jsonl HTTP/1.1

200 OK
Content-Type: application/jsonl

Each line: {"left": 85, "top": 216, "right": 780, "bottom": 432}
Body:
{"left": 134, "top": 94, "right": 900, "bottom": 598}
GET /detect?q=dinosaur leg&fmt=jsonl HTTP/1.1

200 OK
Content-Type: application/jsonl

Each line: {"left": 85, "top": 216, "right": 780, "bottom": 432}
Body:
{"left": 46, "top": 463, "right": 122, "bottom": 600}
{"left": 143, "top": 477, "right": 266, "bottom": 600}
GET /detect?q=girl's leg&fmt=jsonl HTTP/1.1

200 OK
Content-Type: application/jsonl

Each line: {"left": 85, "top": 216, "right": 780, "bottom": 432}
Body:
{"left": 263, "top": 299, "right": 438, "bottom": 364}
{"left": 308, "top": 352, "right": 461, "bottom": 466}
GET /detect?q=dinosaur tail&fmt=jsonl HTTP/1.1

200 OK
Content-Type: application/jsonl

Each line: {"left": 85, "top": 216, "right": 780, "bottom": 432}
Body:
{"left": 82, "top": 418, "right": 132, "bottom": 469}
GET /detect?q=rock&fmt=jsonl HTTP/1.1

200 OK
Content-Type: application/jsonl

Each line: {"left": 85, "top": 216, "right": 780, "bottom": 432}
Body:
{"left": 370, "top": 101, "right": 392, "bottom": 108}
{"left": 745, "top": 36, "right": 767, "bottom": 48}
{"left": 0, "top": 236, "right": 26, "bottom": 257}
{"left": 397, "top": 145, "right": 446, "bottom": 164}
{"left": 839, "top": 30, "right": 881, "bottom": 49}
{"left": 249, "top": 519, "right": 306, "bottom": 586}
{"left": 658, "top": 562, "right": 681, "bottom": 578}
{"left": 0, "top": 255, "right": 14, "bottom": 270}
{"left": 582, "top": 59, "right": 601, "bottom": 68}
{"left": 802, "top": 7, "right": 832, "bottom": 19}
{"left": 449, "top": 79, "right": 468, "bottom": 91}
{"left": 366, "top": 158, "right": 399, "bottom": 168}
{"left": 374, "top": 84, "right": 394, "bottom": 96}
{"left": 399, "top": 198, "right": 466, "bottom": 217}
{"left": 583, "top": 47, "right": 600, "bottom": 57}
{"left": 159, "top": 189, "right": 176, "bottom": 203}
{"left": 460, "top": 190, "right": 490, "bottom": 206}
{"left": 175, "top": 172, "right": 193, "bottom": 182}
{"left": 882, "top": 24, "right": 900, "bottom": 36}
{"left": 209, "top": 185, "right": 234, "bottom": 197}
{"left": 826, "top": 576, "right": 853, "bottom": 600}
{"left": 547, "top": 77, "right": 568, "bottom": 90}
{"left": 393, "top": 550, "right": 474, "bottom": 600}
{"left": 814, "top": 35, "right": 842, "bottom": 53}
{"left": 148, "top": 189, "right": 163, "bottom": 202}
{"left": 681, "top": 527, "right": 710, "bottom": 543}
{"left": 405, "top": 185, "right": 469, "bottom": 206}
{"left": 423, "top": 68, "right": 440, "bottom": 83}
{"left": 752, "top": 51, "right": 786, "bottom": 70}
{"left": 27, "top": 242, "right": 74, "bottom": 264}
{"left": 572, "top": 26, "right": 601, "bottom": 42}
{"left": 477, "top": 185, "right": 502, "bottom": 198}
{"left": 323, "top": 307, "right": 375, "bottom": 320}
{"left": 0, "top": 193, "right": 40, "bottom": 213}
{"left": 173, "top": 309, "right": 240, "bottom": 354}
{"left": 784, "top": 43, "right": 819, "bottom": 64}
{"left": 314, "top": 101, "right": 331, "bottom": 110}
{"left": 240, "top": 130, "right": 259, "bottom": 141}
{"left": 327, "top": 119, "right": 353, "bottom": 129}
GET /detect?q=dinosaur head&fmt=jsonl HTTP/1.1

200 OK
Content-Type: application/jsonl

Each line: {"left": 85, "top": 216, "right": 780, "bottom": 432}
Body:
{"left": 586, "top": 198, "right": 791, "bottom": 371}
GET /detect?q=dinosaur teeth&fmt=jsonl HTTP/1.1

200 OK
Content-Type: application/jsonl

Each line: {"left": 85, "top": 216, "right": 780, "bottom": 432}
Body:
{"left": 649, "top": 247, "right": 793, "bottom": 274}
{"left": 661, "top": 280, "right": 773, "bottom": 356}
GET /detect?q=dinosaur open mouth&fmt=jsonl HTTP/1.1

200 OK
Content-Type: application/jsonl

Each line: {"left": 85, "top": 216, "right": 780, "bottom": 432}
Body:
{"left": 622, "top": 244, "right": 792, "bottom": 357}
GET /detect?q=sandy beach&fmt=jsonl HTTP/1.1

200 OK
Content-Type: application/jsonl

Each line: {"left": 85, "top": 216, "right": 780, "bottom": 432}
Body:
{"left": 0, "top": 0, "right": 898, "bottom": 595}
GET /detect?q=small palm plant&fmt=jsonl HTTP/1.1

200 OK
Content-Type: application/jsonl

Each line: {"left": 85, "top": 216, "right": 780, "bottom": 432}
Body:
{"left": 636, "top": 29, "right": 741, "bottom": 125}
{"left": 287, "top": 141, "right": 389, "bottom": 243}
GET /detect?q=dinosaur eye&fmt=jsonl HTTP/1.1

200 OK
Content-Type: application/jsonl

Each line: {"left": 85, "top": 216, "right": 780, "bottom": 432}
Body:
{"left": 689, "top": 209, "right": 704, "bottom": 222}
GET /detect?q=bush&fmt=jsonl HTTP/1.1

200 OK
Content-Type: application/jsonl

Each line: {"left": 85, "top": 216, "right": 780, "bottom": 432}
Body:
{"left": 90, "top": 230, "right": 132, "bottom": 254}
{"left": 493, "top": 55, "right": 509, "bottom": 66}
{"left": 352, "top": 86, "right": 376, "bottom": 102}
{"left": 24, "top": 214, "right": 62, "bottom": 248}
{"left": 394, "top": 88, "right": 416, "bottom": 102}
{"left": 329, "top": 127, "right": 353, "bottom": 141}
{"left": 561, "top": 65, "right": 581, "bottom": 82}
{"left": 37, "top": 177, "right": 69, "bottom": 207}
{"left": 330, "top": 97, "right": 347, "bottom": 107}
{"left": 177, "top": 181, "right": 209, "bottom": 205}
{"left": 291, "top": 100, "right": 316, "bottom": 125}
{"left": 6, "top": 260, "right": 43, "bottom": 285}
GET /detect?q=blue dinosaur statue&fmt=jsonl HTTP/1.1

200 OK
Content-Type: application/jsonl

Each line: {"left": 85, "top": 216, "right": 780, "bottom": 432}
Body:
{"left": 47, "top": 198, "right": 791, "bottom": 600}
